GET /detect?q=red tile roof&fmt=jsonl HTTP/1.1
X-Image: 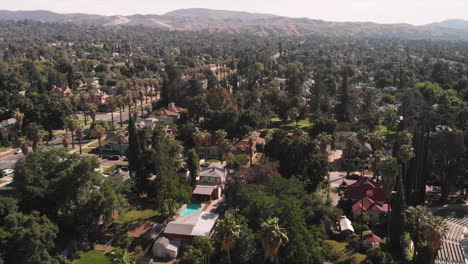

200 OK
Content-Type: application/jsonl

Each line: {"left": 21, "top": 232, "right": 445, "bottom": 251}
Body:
{"left": 346, "top": 177, "right": 387, "bottom": 202}
{"left": 352, "top": 196, "right": 389, "bottom": 214}
{"left": 364, "top": 232, "right": 382, "bottom": 243}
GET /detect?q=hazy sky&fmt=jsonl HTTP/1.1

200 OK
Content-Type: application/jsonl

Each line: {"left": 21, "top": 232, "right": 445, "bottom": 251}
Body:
{"left": 2, "top": 0, "right": 468, "bottom": 25}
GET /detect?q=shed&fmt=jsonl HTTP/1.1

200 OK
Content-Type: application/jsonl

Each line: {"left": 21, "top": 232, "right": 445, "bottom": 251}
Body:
{"left": 152, "top": 237, "right": 180, "bottom": 259}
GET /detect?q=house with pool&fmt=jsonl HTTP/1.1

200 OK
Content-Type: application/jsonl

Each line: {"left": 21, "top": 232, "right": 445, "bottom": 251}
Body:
{"left": 192, "top": 163, "right": 227, "bottom": 201}
{"left": 163, "top": 211, "right": 219, "bottom": 240}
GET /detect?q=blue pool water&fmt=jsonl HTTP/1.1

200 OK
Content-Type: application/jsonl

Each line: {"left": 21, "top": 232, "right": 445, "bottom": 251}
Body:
{"left": 181, "top": 204, "right": 202, "bottom": 216}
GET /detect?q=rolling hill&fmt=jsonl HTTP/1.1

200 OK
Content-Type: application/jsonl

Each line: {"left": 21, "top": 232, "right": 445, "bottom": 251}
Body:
{"left": 0, "top": 9, "right": 467, "bottom": 40}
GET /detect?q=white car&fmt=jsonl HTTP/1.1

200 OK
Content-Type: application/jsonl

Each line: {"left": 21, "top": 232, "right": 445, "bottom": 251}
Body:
{"left": 14, "top": 149, "right": 22, "bottom": 154}
{"left": 2, "top": 169, "right": 14, "bottom": 175}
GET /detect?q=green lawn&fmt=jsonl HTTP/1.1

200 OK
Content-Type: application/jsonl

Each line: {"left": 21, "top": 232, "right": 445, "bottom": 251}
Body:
{"left": 326, "top": 240, "right": 348, "bottom": 253}
{"left": 76, "top": 251, "right": 110, "bottom": 264}
{"left": 114, "top": 209, "right": 160, "bottom": 225}
{"left": 88, "top": 141, "right": 100, "bottom": 148}
{"left": 0, "top": 147, "right": 12, "bottom": 153}
{"left": 377, "top": 125, "right": 396, "bottom": 135}
{"left": 270, "top": 117, "right": 313, "bottom": 129}
{"left": 81, "top": 148, "right": 93, "bottom": 154}
{"left": 325, "top": 240, "right": 367, "bottom": 263}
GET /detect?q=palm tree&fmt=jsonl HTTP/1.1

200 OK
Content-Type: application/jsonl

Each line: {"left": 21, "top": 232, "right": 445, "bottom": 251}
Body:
{"left": 110, "top": 248, "right": 133, "bottom": 264}
{"left": 422, "top": 216, "right": 447, "bottom": 264}
{"left": 62, "top": 132, "right": 71, "bottom": 148}
{"left": 65, "top": 116, "right": 78, "bottom": 149}
{"left": 316, "top": 132, "right": 332, "bottom": 155}
{"left": 215, "top": 215, "right": 241, "bottom": 264}
{"left": 91, "top": 124, "right": 106, "bottom": 157}
{"left": 259, "top": 217, "right": 289, "bottom": 264}
{"left": 406, "top": 206, "right": 447, "bottom": 264}
{"left": 13, "top": 109, "right": 24, "bottom": 137}
{"left": 397, "top": 144, "right": 415, "bottom": 186}
{"left": 116, "top": 132, "right": 126, "bottom": 156}
{"left": 75, "top": 125, "right": 84, "bottom": 154}
{"left": 107, "top": 96, "right": 116, "bottom": 131}
{"left": 344, "top": 132, "right": 356, "bottom": 176}
{"left": 193, "top": 130, "right": 211, "bottom": 161}
{"left": 79, "top": 92, "right": 89, "bottom": 125}
{"left": 25, "top": 123, "right": 44, "bottom": 151}
{"left": 116, "top": 95, "right": 124, "bottom": 127}
{"left": 221, "top": 139, "right": 232, "bottom": 164}
{"left": 215, "top": 129, "right": 227, "bottom": 160}
{"left": 370, "top": 150, "right": 384, "bottom": 182}
{"left": 19, "top": 137, "right": 30, "bottom": 155}
{"left": 87, "top": 103, "right": 98, "bottom": 127}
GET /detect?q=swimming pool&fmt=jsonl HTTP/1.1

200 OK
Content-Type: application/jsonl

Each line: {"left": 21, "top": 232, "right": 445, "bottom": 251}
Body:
{"left": 181, "top": 204, "right": 202, "bottom": 216}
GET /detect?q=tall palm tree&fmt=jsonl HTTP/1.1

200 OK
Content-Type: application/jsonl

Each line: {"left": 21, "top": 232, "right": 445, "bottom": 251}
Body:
{"left": 107, "top": 96, "right": 116, "bottom": 131}
{"left": 215, "top": 129, "right": 228, "bottom": 160}
{"left": 422, "top": 216, "right": 447, "bottom": 264}
{"left": 25, "top": 123, "right": 44, "bottom": 151}
{"left": 397, "top": 144, "right": 415, "bottom": 186}
{"left": 116, "top": 132, "right": 126, "bottom": 156}
{"left": 344, "top": 132, "right": 356, "bottom": 176}
{"left": 215, "top": 215, "right": 241, "bottom": 264}
{"left": 19, "top": 137, "right": 30, "bottom": 155}
{"left": 193, "top": 130, "right": 211, "bottom": 160}
{"left": 76, "top": 125, "right": 84, "bottom": 154}
{"left": 91, "top": 124, "right": 106, "bottom": 157}
{"left": 259, "top": 217, "right": 289, "bottom": 264}
{"left": 87, "top": 103, "right": 98, "bottom": 127}
{"left": 116, "top": 95, "right": 124, "bottom": 127}
{"left": 370, "top": 150, "right": 384, "bottom": 183}
{"left": 406, "top": 206, "right": 447, "bottom": 264}
{"left": 79, "top": 92, "right": 89, "bottom": 125}
{"left": 13, "top": 109, "right": 24, "bottom": 137}
{"left": 65, "top": 116, "right": 78, "bottom": 149}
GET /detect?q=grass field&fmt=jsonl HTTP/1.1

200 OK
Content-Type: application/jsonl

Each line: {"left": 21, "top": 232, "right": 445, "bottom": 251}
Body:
{"left": 114, "top": 209, "right": 160, "bottom": 225}
{"left": 325, "top": 240, "right": 367, "bottom": 263}
{"left": 76, "top": 251, "right": 110, "bottom": 264}
{"left": 0, "top": 147, "right": 12, "bottom": 153}
{"left": 270, "top": 117, "right": 313, "bottom": 129}
{"left": 103, "top": 165, "right": 117, "bottom": 175}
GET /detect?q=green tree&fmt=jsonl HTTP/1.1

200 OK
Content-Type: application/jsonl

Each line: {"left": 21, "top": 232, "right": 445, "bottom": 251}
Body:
{"left": 0, "top": 211, "right": 59, "bottom": 264}
{"left": 259, "top": 217, "right": 289, "bottom": 264}
{"left": 215, "top": 215, "right": 241, "bottom": 264}
{"left": 187, "top": 148, "right": 199, "bottom": 186}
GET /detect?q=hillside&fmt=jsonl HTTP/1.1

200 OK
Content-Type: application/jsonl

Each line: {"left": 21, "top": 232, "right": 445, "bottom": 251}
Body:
{"left": 0, "top": 9, "right": 467, "bottom": 40}
{"left": 426, "top": 19, "right": 468, "bottom": 30}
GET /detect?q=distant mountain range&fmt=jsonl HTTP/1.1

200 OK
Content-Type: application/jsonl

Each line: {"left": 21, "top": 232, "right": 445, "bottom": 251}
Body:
{"left": 0, "top": 9, "right": 467, "bottom": 40}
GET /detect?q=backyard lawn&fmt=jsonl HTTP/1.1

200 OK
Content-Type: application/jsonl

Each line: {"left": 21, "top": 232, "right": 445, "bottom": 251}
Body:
{"left": 270, "top": 117, "right": 313, "bottom": 129}
{"left": 325, "top": 240, "right": 367, "bottom": 263}
{"left": 76, "top": 251, "right": 110, "bottom": 264}
{"left": 114, "top": 209, "right": 161, "bottom": 225}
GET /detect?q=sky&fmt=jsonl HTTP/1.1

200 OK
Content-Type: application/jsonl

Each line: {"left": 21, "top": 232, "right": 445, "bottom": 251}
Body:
{"left": 1, "top": 0, "right": 468, "bottom": 25}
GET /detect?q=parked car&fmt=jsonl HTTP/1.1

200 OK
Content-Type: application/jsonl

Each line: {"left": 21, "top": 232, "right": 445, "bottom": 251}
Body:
{"left": 14, "top": 149, "right": 22, "bottom": 154}
{"left": 2, "top": 169, "right": 14, "bottom": 175}
{"left": 108, "top": 155, "right": 120, "bottom": 161}
{"left": 345, "top": 173, "right": 360, "bottom": 180}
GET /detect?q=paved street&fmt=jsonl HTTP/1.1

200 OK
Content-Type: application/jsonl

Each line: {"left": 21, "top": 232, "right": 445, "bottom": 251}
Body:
{"left": 0, "top": 153, "right": 24, "bottom": 170}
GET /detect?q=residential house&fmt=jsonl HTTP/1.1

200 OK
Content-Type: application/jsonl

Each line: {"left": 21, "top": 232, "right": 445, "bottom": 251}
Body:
{"left": 363, "top": 231, "right": 382, "bottom": 248}
{"left": 346, "top": 176, "right": 387, "bottom": 203}
{"left": 152, "top": 236, "right": 180, "bottom": 259}
{"left": 192, "top": 164, "right": 226, "bottom": 200}
{"left": 352, "top": 196, "right": 389, "bottom": 225}
{"left": 0, "top": 118, "right": 17, "bottom": 141}
{"left": 150, "top": 102, "right": 187, "bottom": 122}
{"left": 50, "top": 86, "right": 72, "bottom": 96}
{"left": 101, "top": 133, "right": 128, "bottom": 155}
{"left": 339, "top": 216, "right": 354, "bottom": 234}
{"left": 164, "top": 211, "right": 219, "bottom": 240}
{"left": 232, "top": 131, "right": 266, "bottom": 158}
{"left": 136, "top": 117, "right": 159, "bottom": 129}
